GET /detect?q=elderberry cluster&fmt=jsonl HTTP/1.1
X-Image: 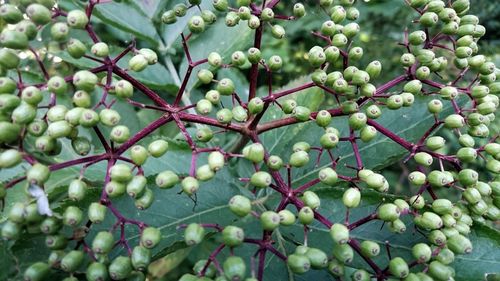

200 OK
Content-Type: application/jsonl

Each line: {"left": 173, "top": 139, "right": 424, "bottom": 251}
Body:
{"left": 0, "top": 0, "right": 498, "bottom": 281}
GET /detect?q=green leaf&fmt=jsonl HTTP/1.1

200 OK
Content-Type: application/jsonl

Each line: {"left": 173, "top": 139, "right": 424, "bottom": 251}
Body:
{"left": 60, "top": 0, "right": 160, "bottom": 46}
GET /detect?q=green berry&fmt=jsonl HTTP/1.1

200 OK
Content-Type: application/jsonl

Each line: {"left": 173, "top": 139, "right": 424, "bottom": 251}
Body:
{"left": 148, "top": 139, "right": 169, "bottom": 157}
{"left": 139, "top": 165, "right": 167, "bottom": 187}
{"left": 63, "top": 205, "right": 83, "bottom": 227}
{"left": 278, "top": 209, "right": 296, "bottom": 226}
{"left": 0, "top": 4, "right": 23, "bottom": 24}
{"left": 223, "top": 256, "right": 246, "bottom": 281}
{"left": 61, "top": 250, "right": 84, "bottom": 272}
{"left": 298, "top": 206, "right": 314, "bottom": 224}
{"left": 86, "top": 262, "right": 108, "bottom": 281}
{"left": 342, "top": 187, "right": 361, "bottom": 208}
{"left": 0, "top": 48, "right": 20, "bottom": 69}
{"left": 318, "top": 167, "right": 338, "bottom": 185}
{"left": 73, "top": 70, "right": 98, "bottom": 92}
{"left": 414, "top": 152, "right": 433, "bottom": 166}
{"left": 24, "top": 262, "right": 50, "bottom": 281}
{"left": 88, "top": 202, "right": 107, "bottom": 224}
{"left": 0, "top": 149, "right": 22, "bottom": 168}
{"left": 412, "top": 243, "right": 432, "bottom": 263}
{"left": 181, "top": 176, "right": 199, "bottom": 195}
{"left": 129, "top": 54, "right": 148, "bottom": 72}
{"left": 50, "top": 22, "right": 69, "bottom": 42}
{"left": 330, "top": 223, "right": 349, "bottom": 244}
{"left": 287, "top": 254, "right": 311, "bottom": 274}
{"left": 360, "top": 240, "right": 380, "bottom": 257}
{"left": 207, "top": 151, "right": 224, "bottom": 171}
{"left": 377, "top": 203, "right": 400, "bottom": 222}
{"left": 135, "top": 188, "right": 154, "bottom": 210}
{"left": 105, "top": 180, "right": 126, "bottom": 197}
{"left": 68, "top": 179, "right": 87, "bottom": 201}
{"left": 126, "top": 175, "right": 147, "bottom": 198}
{"left": 250, "top": 171, "right": 272, "bottom": 188}
{"left": 27, "top": 163, "right": 50, "bottom": 184}
{"left": 0, "top": 30, "right": 28, "bottom": 50}
{"left": 289, "top": 150, "right": 309, "bottom": 167}
{"left": 131, "top": 246, "right": 151, "bottom": 271}
{"left": 141, "top": 227, "right": 161, "bottom": 249}
{"left": 388, "top": 257, "right": 409, "bottom": 278}
{"left": 67, "top": 10, "right": 89, "bottom": 29}
{"left": 333, "top": 243, "right": 354, "bottom": 264}
{"left": 184, "top": 223, "right": 205, "bottom": 246}
{"left": 222, "top": 225, "right": 245, "bottom": 247}
{"left": 109, "top": 256, "right": 133, "bottom": 280}
{"left": 196, "top": 164, "right": 215, "bottom": 181}
{"left": 260, "top": 211, "right": 280, "bottom": 231}
{"left": 229, "top": 195, "right": 252, "bottom": 217}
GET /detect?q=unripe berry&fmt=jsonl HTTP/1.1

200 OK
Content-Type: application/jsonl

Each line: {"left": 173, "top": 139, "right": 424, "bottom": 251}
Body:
{"left": 289, "top": 150, "right": 309, "bottom": 167}
{"left": 0, "top": 149, "right": 22, "bottom": 168}
{"left": 131, "top": 246, "right": 151, "bottom": 271}
{"left": 181, "top": 176, "right": 199, "bottom": 195}
{"left": 88, "top": 202, "right": 107, "bottom": 224}
{"left": 260, "top": 211, "right": 280, "bottom": 231}
{"left": 61, "top": 250, "right": 84, "bottom": 272}
{"left": 330, "top": 223, "right": 349, "bottom": 244}
{"left": 146, "top": 139, "right": 169, "bottom": 158}
{"left": 24, "top": 262, "right": 50, "bottom": 281}
{"left": 129, "top": 54, "right": 148, "bottom": 72}
{"left": 68, "top": 179, "right": 87, "bottom": 201}
{"left": 2, "top": 220, "right": 21, "bottom": 240}
{"left": 333, "top": 243, "right": 354, "bottom": 264}
{"left": 156, "top": 170, "right": 179, "bottom": 189}
{"left": 229, "top": 195, "right": 252, "bottom": 217}
{"left": 282, "top": 99, "right": 297, "bottom": 114}
{"left": 109, "top": 256, "right": 133, "bottom": 280}
{"left": 328, "top": 259, "right": 345, "bottom": 276}
{"left": 207, "top": 52, "right": 222, "bottom": 68}
{"left": 250, "top": 171, "right": 272, "bottom": 188}
{"left": 73, "top": 70, "right": 98, "bottom": 92}
{"left": 139, "top": 48, "right": 158, "bottom": 65}
{"left": 161, "top": 9, "right": 176, "bottom": 24}
{"left": 223, "top": 256, "right": 246, "bottom": 281}
{"left": 301, "top": 191, "right": 321, "bottom": 210}
{"left": 27, "top": 163, "right": 50, "bottom": 184}
{"left": 91, "top": 42, "right": 109, "bottom": 57}
{"left": 287, "top": 254, "right": 310, "bottom": 274}
{"left": 193, "top": 163, "right": 215, "bottom": 182}
{"left": 271, "top": 24, "right": 286, "bottom": 39}
{"left": 243, "top": 143, "right": 265, "bottom": 163}
{"left": 414, "top": 152, "right": 433, "bottom": 166}
{"left": 67, "top": 10, "right": 89, "bottom": 29}
{"left": 408, "top": 171, "right": 426, "bottom": 185}
{"left": 222, "top": 225, "right": 244, "bottom": 247}
{"left": 365, "top": 173, "right": 386, "bottom": 190}
{"left": 377, "top": 203, "right": 400, "bottom": 221}
{"left": 444, "top": 114, "right": 465, "bottom": 128}
{"left": 184, "top": 223, "right": 205, "bottom": 246}
{"left": 319, "top": 132, "right": 339, "bottom": 149}
{"left": 216, "top": 78, "right": 235, "bottom": 96}
{"left": 134, "top": 188, "right": 154, "bottom": 210}
{"left": 267, "top": 155, "right": 283, "bottom": 170}
{"left": 428, "top": 99, "right": 443, "bottom": 114}
{"left": 126, "top": 175, "right": 147, "bottom": 198}
{"left": 342, "top": 187, "right": 361, "bottom": 208}
{"left": 278, "top": 209, "right": 295, "bottom": 226}
{"left": 208, "top": 151, "right": 225, "bottom": 171}
{"left": 230, "top": 51, "right": 246, "bottom": 67}
{"left": 388, "top": 257, "right": 409, "bottom": 278}
{"left": 141, "top": 227, "right": 161, "bottom": 249}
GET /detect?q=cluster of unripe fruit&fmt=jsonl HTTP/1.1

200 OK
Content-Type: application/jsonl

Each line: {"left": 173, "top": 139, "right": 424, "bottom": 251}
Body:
{"left": 0, "top": 0, "right": 498, "bottom": 280}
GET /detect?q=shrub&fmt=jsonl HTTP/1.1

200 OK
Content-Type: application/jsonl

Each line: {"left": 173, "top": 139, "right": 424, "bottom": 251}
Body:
{"left": 0, "top": 0, "right": 499, "bottom": 280}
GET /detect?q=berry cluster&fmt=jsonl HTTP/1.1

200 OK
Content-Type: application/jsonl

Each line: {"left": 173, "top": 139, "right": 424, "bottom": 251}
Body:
{"left": 0, "top": 0, "right": 498, "bottom": 281}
